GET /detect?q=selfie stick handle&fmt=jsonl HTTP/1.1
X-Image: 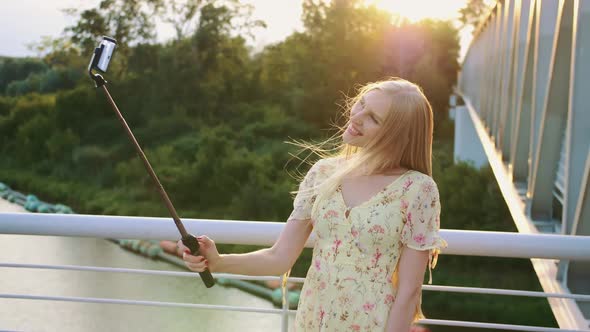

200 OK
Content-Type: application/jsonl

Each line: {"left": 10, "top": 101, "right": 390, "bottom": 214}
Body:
{"left": 90, "top": 74, "right": 215, "bottom": 288}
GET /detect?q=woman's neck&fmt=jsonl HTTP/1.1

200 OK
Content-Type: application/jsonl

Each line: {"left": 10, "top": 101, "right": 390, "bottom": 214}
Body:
{"left": 348, "top": 165, "right": 408, "bottom": 178}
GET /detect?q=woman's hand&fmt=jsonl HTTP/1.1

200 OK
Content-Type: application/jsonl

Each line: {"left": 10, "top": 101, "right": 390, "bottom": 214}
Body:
{"left": 177, "top": 235, "right": 221, "bottom": 273}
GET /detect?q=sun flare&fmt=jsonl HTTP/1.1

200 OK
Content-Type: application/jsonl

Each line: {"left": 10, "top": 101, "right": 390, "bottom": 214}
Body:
{"left": 367, "top": 0, "right": 465, "bottom": 22}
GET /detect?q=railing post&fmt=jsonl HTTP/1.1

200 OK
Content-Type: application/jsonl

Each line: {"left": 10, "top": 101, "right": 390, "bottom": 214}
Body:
{"left": 281, "top": 273, "right": 289, "bottom": 332}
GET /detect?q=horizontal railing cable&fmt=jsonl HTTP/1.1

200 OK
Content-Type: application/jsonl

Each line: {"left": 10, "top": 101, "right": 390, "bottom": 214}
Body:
{"left": 423, "top": 284, "right": 590, "bottom": 301}
{"left": 0, "top": 293, "right": 297, "bottom": 315}
{"left": 0, "top": 292, "right": 582, "bottom": 332}
{"left": 0, "top": 262, "right": 306, "bottom": 283}
{"left": 2, "top": 262, "right": 588, "bottom": 301}
{"left": 420, "top": 319, "right": 584, "bottom": 332}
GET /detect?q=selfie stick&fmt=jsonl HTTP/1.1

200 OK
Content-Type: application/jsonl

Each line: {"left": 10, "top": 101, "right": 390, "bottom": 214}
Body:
{"left": 87, "top": 36, "right": 215, "bottom": 288}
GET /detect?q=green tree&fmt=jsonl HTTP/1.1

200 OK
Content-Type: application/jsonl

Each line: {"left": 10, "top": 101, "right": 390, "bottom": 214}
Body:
{"left": 46, "top": 129, "right": 80, "bottom": 161}
{"left": 15, "top": 112, "right": 54, "bottom": 163}
{"left": 157, "top": 0, "right": 264, "bottom": 41}
{"left": 0, "top": 57, "right": 47, "bottom": 94}
{"left": 27, "top": 36, "right": 84, "bottom": 69}
{"left": 64, "top": 0, "right": 162, "bottom": 76}
{"left": 459, "top": 0, "right": 492, "bottom": 32}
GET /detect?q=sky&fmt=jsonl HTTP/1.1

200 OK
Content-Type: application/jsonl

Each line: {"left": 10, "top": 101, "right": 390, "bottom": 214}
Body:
{"left": 0, "top": 0, "right": 476, "bottom": 59}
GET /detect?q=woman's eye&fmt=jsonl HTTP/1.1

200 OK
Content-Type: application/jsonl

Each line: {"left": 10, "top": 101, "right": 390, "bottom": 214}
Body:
{"left": 370, "top": 115, "right": 378, "bottom": 123}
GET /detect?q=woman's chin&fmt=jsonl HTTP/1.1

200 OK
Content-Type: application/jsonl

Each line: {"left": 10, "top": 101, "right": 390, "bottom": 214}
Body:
{"left": 343, "top": 136, "right": 363, "bottom": 147}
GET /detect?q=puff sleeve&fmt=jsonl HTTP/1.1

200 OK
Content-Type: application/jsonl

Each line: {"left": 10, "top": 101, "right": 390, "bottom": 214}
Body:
{"left": 287, "top": 161, "right": 321, "bottom": 221}
{"left": 400, "top": 177, "right": 447, "bottom": 284}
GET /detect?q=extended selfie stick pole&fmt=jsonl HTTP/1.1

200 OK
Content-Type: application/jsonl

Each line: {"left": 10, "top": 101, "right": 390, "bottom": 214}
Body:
{"left": 88, "top": 37, "right": 215, "bottom": 288}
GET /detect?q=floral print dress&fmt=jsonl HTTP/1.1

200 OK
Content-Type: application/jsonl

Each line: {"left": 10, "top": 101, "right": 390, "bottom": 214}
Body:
{"left": 289, "top": 157, "right": 447, "bottom": 331}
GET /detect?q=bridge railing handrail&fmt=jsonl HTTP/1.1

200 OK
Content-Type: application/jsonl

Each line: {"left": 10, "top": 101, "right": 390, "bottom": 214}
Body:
{"left": 1, "top": 212, "right": 590, "bottom": 331}
{"left": 1, "top": 212, "right": 589, "bottom": 261}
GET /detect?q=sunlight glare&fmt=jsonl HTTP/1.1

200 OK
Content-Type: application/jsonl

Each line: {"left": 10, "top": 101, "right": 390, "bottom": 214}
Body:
{"left": 367, "top": 0, "right": 465, "bottom": 22}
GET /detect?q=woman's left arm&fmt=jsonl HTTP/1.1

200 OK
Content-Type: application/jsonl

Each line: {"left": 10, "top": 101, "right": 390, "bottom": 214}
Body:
{"left": 386, "top": 176, "right": 447, "bottom": 331}
{"left": 384, "top": 246, "right": 429, "bottom": 332}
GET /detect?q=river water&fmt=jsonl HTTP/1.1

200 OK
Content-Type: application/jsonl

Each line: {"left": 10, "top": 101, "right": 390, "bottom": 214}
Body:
{"left": 0, "top": 201, "right": 294, "bottom": 331}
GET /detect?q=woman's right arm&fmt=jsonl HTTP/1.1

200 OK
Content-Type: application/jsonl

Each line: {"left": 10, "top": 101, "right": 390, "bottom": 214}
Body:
{"left": 181, "top": 160, "right": 324, "bottom": 276}
{"left": 178, "top": 217, "right": 313, "bottom": 276}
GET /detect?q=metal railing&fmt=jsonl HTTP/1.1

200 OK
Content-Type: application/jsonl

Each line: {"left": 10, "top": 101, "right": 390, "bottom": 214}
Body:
{"left": 457, "top": 0, "right": 590, "bottom": 328}
{"left": 1, "top": 212, "right": 590, "bottom": 331}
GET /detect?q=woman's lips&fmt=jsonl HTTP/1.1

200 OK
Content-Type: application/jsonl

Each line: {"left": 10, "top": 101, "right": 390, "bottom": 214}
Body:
{"left": 347, "top": 125, "right": 363, "bottom": 136}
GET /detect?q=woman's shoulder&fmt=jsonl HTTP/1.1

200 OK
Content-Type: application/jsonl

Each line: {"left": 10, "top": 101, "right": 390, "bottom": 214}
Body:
{"left": 405, "top": 170, "right": 435, "bottom": 182}
{"left": 309, "top": 156, "right": 343, "bottom": 173}
{"left": 405, "top": 171, "right": 439, "bottom": 196}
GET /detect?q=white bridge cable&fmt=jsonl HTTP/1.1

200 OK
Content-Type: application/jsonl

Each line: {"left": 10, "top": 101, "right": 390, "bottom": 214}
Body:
{"left": 1, "top": 262, "right": 589, "bottom": 301}
{"left": 0, "top": 293, "right": 297, "bottom": 315}
{"left": 419, "top": 319, "right": 584, "bottom": 332}
{"left": 0, "top": 293, "right": 582, "bottom": 332}
{"left": 422, "top": 284, "right": 590, "bottom": 301}
{"left": 0, "top": 262, "right": 306, "bottom": 283}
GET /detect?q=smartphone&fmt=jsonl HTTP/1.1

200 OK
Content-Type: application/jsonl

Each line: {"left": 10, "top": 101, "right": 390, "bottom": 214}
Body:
{"left": 88, "top": 36, "right": 117, "bottom": 73}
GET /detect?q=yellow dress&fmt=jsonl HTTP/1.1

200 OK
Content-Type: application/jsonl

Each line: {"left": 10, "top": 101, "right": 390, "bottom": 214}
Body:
{"left": 289, "top": 157, "right": 447, "bottom": 331}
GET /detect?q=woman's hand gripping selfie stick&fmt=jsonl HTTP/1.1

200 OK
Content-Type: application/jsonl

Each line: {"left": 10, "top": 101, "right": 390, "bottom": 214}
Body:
{"left": 87, "top": 36, "right": 215, "bottom": 288}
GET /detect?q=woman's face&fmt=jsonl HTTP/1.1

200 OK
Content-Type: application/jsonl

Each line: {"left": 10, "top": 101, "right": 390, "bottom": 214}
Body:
{"left": 342, "top": 89, "right": 391, "bottom": 147}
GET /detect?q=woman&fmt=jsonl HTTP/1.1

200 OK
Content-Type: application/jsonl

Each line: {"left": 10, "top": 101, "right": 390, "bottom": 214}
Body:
{"left": 178, "top": 78, "right": 447, "bottom": 331}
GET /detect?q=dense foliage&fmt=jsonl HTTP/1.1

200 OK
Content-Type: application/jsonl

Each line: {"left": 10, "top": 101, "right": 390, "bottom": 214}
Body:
{"left": 0, "top": 0, "right": 555, "bottom": 330}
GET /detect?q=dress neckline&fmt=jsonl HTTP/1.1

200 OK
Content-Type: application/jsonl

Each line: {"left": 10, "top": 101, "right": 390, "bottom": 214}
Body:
{"left": 338, "top": 169, "right": 413, "bottom": 212}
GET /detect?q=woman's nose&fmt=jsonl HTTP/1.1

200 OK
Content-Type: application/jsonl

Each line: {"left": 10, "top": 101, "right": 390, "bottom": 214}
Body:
{"left": 350, "top": 112, "right": 363, "bottom": 125}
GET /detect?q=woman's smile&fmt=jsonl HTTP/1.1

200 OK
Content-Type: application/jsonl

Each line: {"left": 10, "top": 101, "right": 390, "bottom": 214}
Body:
{"left": 346, "top": 125, "right": 363, "bottom": 137}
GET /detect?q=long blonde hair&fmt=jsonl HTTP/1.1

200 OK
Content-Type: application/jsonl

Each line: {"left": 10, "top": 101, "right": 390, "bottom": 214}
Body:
{"left": 292, "top": 77, "right": 434, "bottom": 208}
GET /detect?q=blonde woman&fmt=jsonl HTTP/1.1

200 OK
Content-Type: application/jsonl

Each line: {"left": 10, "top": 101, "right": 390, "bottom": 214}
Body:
{"left": 178, "top": 78, "right": 447, "bottom": 331}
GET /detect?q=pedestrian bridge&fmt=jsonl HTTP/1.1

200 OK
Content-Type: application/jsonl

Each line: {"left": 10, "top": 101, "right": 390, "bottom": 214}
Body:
{"left": 455, "top": 0, "right": 589, "bottom": 329}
